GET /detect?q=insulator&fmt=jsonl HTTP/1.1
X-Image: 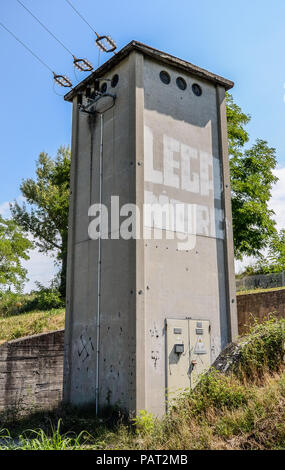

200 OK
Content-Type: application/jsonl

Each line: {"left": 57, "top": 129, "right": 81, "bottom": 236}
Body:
{"left": 53, "top": 73, "right": 72, "bottom": 88}
{"left": 73, "top": 56, "right": 93, "bottom": 72}
{"left": 95, "top": 35, "right": 117, "bottom": 53}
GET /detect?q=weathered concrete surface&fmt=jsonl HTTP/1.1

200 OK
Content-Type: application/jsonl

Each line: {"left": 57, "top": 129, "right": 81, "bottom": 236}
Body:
{"left": 237, "top": 289, "right": 285, "bottom": 334}
{"left": 64, "top": 41, "right": 237, "bottom": 417}
{"left": 0, "top": 330, "right": 64, "bottom": 413}
{"left": 64, "top": 54, "right": 137, "bottom": 412}
{"left": 64, "top": 41, "right": 234, "bottom": 103}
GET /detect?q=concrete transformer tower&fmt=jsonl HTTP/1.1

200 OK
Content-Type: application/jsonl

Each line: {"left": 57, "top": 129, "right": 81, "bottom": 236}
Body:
{"left": 63, "top": 41, "right": 237, "bottom": 417}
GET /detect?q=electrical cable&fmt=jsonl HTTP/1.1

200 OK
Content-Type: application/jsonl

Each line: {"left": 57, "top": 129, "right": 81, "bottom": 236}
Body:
{"left": 15, "top": 0, "right": 93, "bottom": 71}
{"left": 0, "top": 21, "right": 53, "bottom": 72}
{"left": 16, "top": 0, "right": 74, "bottom": 57}
{"left": 65, "top": 0, "right": 98, "bottom": 35}
{"left": 0, "top": 21, "right": 73, "bottom": 87}
{"left": 64, "top": 0, "right": 117, "bottom": 53}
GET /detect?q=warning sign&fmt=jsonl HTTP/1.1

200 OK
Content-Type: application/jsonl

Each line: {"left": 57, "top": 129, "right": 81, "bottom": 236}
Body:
{"left": 194, "top": 338, "right": 207, "bottom": 355}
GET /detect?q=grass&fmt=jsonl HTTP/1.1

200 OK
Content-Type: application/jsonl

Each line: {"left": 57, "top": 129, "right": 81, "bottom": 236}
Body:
{"left": 0, "top": 371, "right": 284, "bottom": 450}
{"left": 236, "top": 286, "right": 285, "bottom": 295}
{"left": 0, "top": 317, "right": 284, "bottom": 450}
{"left": 0, "top": 308, "right": 65, "bottom": 345}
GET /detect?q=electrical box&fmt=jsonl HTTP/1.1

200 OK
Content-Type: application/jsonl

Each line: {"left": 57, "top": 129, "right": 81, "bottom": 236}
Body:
{"left": 166, "top": 318, "right": 211, "bottom": 403}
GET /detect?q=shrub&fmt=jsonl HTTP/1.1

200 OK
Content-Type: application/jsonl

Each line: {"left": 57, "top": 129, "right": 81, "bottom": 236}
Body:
{"left": 174, "top": 370, "right": 250, "bottom": 417}
{"left": 237, "top": 317, "right": 285, "bottom": 381}
{"left": 31, "top": 286, "right": 64, "bottom": 311}
{"left": 0, "top": 285, "right": 65, "bottom": 317}
{"left": 132, "top": 410, "right": 155, "bottom": 436}
{"left": 0, "top": 291, "right": 30, "bottom": 317}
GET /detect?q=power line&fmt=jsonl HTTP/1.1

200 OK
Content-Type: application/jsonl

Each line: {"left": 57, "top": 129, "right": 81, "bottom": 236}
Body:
{"left": 0, "top": 21, "right": 73, "bottom": 87}
{"left": 16, "top": 0, "right": 74, "bottom": 56}
{"left": 15, "top": 0, "right": 93, "bottom": 72}
{"left": 0, "top": 21, "right": 53, "bottom": 72}
{"left": 64, "top": 0, "right": 117, "bottom": 53}
{"left": 64, "top": 0, "right": 98, "bottom": 36}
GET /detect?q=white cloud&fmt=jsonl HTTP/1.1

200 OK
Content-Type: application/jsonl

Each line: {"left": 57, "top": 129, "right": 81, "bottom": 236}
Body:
{"left": 269, "top": 167, "right": 285, "bottom": 231}
{"left": 0, "top": 201, "right": 11, "bottom": 218}
{"left": 0, "top": 197, "right": 57, "bottom": 292}
{"left": 22, "top": 243, "right": 57, "bottom": 293}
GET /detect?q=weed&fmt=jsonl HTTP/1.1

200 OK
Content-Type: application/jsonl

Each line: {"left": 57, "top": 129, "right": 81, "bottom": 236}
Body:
{"left": 132, "top": 410, "right": 155, "bottom": 436}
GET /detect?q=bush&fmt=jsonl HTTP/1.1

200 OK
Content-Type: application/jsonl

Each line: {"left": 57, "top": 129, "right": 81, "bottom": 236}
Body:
{"left": 173, "top": 370, "right": 250, "bottom": 417}
{"left": 0, "top": 291, "right": 30, "bottom": 317}
{"left": 237, "top": 317, "right": 285, "bottom": 381}
{"left": 132, "top": 410, "right": 155, "bottom": 436}
{"left": 30, "top": 286, "right": 64, "bottom": 311}
{"left": 0, "top": 285, "right": 65, "bottom": 317}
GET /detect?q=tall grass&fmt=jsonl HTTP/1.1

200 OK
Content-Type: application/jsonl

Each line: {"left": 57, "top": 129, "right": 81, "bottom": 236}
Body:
{"left": 0, "top": 420, "right": 92, "bottom": 450}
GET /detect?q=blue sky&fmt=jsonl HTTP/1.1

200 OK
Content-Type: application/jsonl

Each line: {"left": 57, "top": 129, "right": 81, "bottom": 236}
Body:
{"left": 1, "top": 0, "right": 285, "bottom": 287}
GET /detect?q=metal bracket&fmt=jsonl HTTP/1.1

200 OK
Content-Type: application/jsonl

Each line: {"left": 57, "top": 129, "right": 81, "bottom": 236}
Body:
{"left": 78, "top": 92, "right": 116, "bottom": 115}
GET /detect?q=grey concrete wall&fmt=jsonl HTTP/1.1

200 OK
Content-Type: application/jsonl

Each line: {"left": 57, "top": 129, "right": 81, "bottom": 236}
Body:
{"left": 64, "top": 49, "right": 237, "bottom": 417}
{"left": 0, "top": 330, "right": 64, "bottom": 413}
{"left": 141, "top": 57, "right": 235, "bottom": 415}
{"left": 64, "top": 54, "right": 139, "bottom": 412}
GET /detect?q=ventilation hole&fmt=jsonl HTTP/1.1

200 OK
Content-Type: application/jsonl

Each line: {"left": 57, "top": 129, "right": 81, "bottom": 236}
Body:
{"left": 111, "top": 74, "right": 119, "bottom": 87}
{"left": 159, "top": 70, "right": 171, "bottom": 85}
{"left": 101, "top": 82, "right": 107, "bottom": 93}
{"left": 176, "top": 76, "right": 187, "bottom": 90}
{"left": 192, "top": 83, "right": 202, "bottom": 96}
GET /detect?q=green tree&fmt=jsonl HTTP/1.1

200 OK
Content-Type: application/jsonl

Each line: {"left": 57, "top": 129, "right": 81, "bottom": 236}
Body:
{"left": 0, "top": 215, "right": 33, "bottom": 292}
{"left": 10, "top": 146, "right": 70, "bottom": 297}
{"left": 243, "top": 229, "right": 285, "bottom": 275}
{"left": 267, "top": 230, "right": 285, "bottom": 271}
{"left": 226, "top": 93, "right": 278, "bottom": 259}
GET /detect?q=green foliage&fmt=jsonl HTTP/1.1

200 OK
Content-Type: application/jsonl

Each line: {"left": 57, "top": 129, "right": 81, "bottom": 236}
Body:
{"left": 226, "top": 93, "right": 278, "bottom": 259}
{"left": 268, "top": 230, "right": 285, "bottom": 271}
{"left": 0, "top": 419, "right": 91, "bottom": 450}
{"left": 226, "top": 93, "right": 250, "bottom": 153}
{"left": 28, "top": 283, "right": 65, "bottom": 311}
{"left": 132, "top": 410, "right": 155, "bottom": 435}
{"left": 238, "top": 317, "right": 285, "bottom": 380}
{"left": 10, "top": 146, "right": 70, "bottom": 297}
{"left": 0, "top": 291, "right": 27, "bottom": 317}
{"left": 0, "top": 216, "right": 33, "bottom": 292}
{"left": 0, "top": 285, "right": 64, "bottom": 318}
{"left": 187, "top": 370, "right": 250, "bottom": 413}
{"left": 242, "top": 229, "right": 285, "bottom": 275}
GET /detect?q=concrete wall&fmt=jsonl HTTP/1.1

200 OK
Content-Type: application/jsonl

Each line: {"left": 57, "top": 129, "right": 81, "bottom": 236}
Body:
{"left": 64, "top": 48, "right": 237, "bottom": 417}
{"left": 64, "top": 54, "right": 138, "bottom": 411}
{"left": 0, "top": 330, "right": 64, "bottom": 413}
{"left": 141, "top": 57, "right": 236, "bottom": 415}
{"left": 237, "top": 289, "right": 285, "bottom": 334}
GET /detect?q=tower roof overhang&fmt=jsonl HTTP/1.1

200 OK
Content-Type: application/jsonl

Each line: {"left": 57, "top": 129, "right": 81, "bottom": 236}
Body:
{"left": 64, "top": 40, "right": 234, "bottom": 102}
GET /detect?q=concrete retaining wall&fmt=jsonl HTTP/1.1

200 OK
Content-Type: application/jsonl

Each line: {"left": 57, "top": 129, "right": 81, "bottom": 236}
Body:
{"left": 0, "top": 330, "right": 64, "bottom": 413}
{"left": 237, "top": 289, "right": 285, "bottom": 334}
